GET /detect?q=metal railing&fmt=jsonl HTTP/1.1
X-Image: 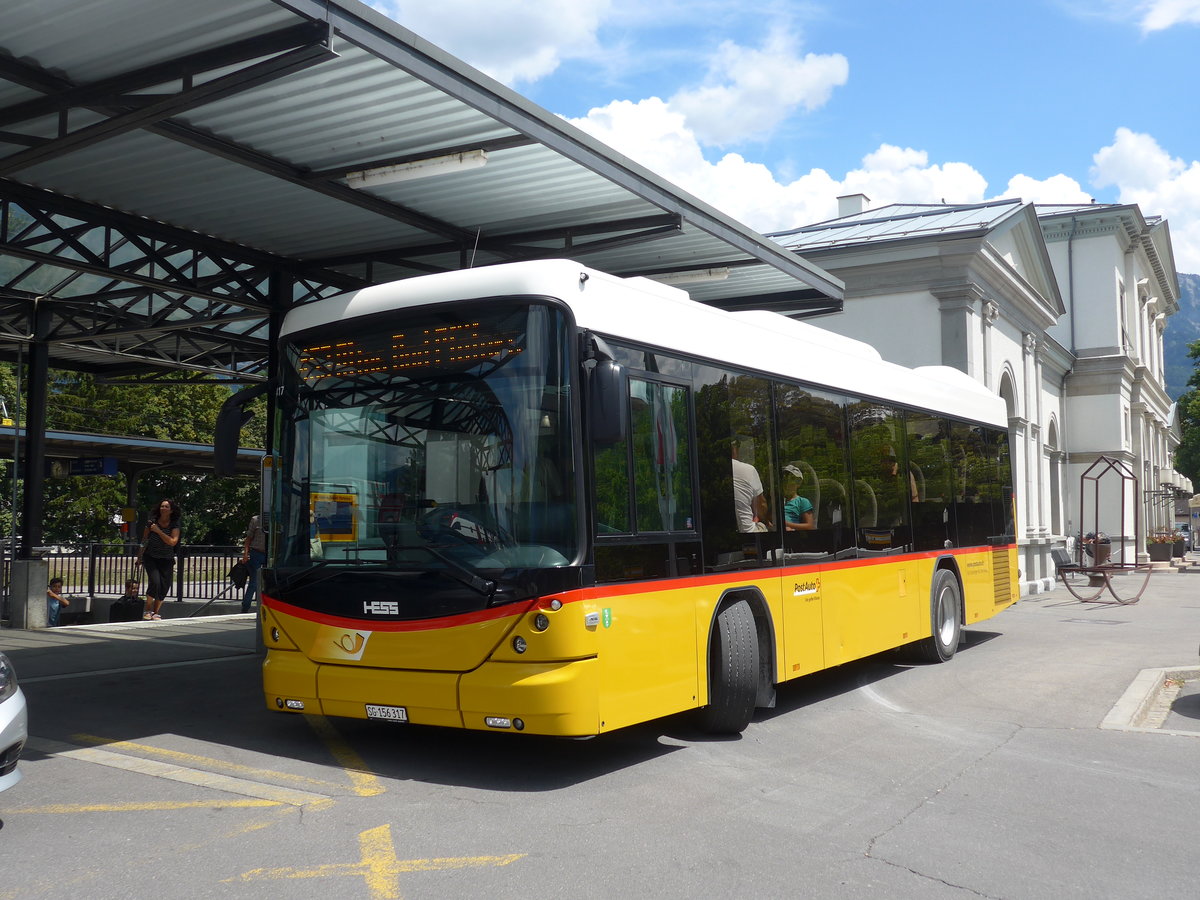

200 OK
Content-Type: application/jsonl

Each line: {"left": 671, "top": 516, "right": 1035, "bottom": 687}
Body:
{"left": 3, "top": 542, "right": 243, "bottom": 604}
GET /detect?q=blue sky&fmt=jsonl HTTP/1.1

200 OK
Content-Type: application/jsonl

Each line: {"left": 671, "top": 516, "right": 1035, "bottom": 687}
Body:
{"left": 372, "top": 1, "right": 1200, "bottom": 272}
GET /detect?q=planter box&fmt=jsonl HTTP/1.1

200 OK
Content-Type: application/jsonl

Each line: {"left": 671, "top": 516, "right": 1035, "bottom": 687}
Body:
{"left": 1148, "top": 543, "right": 1173, "bottom": 562}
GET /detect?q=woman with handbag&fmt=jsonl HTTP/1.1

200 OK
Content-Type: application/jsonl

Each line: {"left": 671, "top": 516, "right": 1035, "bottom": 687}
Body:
{"left": 240, "top": 513, "right": 267, "bottom": 613}
{"left": 136, "top": 498, "right": 181, "bottom": 620}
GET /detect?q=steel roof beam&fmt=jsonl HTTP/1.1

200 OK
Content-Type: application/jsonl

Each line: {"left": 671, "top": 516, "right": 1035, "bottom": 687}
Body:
{"left": 146, "top": 118, "right": 492, "bottom": 246}
{"left": 48, "top": 311, "right": 265, "bottom": 345}
{"left": 305, "top": 213, "right": 683, "bottom": 268}
{"left": 0, "top": 49, "right": 483, "bottom": 249}
{"left": 0, "top": 179, "right": 358, "bottom": 288}
{"left": 0, "top": 21, "right": 331, "bottom": 128}
{"left": 0, "top": 41, "right": 336, "bottom": 176}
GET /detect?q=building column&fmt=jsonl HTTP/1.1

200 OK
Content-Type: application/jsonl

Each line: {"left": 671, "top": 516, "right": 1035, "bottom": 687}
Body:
{"left": 933, "top": 284, "right": 987, "bottom": 377}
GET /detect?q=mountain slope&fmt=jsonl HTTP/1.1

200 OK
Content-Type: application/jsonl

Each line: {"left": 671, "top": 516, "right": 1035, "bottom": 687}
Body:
{"left": 1164, "top": 272, "right": 1200, "bottom": 400}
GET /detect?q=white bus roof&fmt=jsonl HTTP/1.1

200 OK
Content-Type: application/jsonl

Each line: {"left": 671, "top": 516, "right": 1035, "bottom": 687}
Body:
{"left": 281, "top": 260, "right": 1007, "bottom": 428}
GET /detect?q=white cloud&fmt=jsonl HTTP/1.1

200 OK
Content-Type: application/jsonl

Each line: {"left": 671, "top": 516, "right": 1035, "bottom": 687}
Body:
{"left": 569, "top": 100, "right": 987, "bottom": 233}
{"left": 669, "top": 27, "right": 849, "bottom": 147}
{"left": 1092, "top": 128, "right": 1200, "bottom": 273}
{"left": 1092, "top": 126, "right": 1185, "bottom": 190}
{"left": 367, "top": 0, "right": 613, "bottom": 84}
{"left": 1001, "top": 173, "right": 1093, "bottom": 205}
{"left": 1138, "top": 0, "right": 1200, "bottom": 31}
{"left": 1064, "top": 0, "right": 1200, "bottom": 32}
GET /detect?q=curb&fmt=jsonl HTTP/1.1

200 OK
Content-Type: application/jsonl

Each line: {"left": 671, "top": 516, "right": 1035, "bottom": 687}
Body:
{"left": 1101, "top": 665, "right": 1200, "bottom": 736}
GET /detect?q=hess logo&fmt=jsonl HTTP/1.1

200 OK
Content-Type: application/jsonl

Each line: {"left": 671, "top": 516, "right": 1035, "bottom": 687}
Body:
{"left": 364, "top": 600, "right": 399, "bottom": 615}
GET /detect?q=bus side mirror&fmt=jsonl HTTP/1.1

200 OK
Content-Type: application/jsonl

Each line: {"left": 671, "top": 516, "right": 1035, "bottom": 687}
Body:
{"left": 589, "top": 360, "right": 628, "bottom": 445}
{"left": 215, "top": 384, "right": 268, "bottom": 476}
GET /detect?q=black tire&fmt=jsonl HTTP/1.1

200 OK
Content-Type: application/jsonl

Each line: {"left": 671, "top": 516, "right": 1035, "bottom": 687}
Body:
{"left": 698, "top": 599, "right": 759, "bottom": 734}
{"left": 914, "top": 569, "right": 962, "bottom": 663}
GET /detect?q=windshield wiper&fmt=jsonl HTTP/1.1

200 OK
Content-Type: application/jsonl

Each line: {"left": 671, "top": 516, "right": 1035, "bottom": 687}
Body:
{"left": 275, "top": 557, "right": 374, "bottom": 594}
{"left": 410, "top": 546, "right": 497, "bottom": 599}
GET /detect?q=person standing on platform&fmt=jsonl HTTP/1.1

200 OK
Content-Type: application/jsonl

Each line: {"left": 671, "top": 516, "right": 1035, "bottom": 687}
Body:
{"left": 240, "top": 513, "right": 267, "bottom": 614}
{"left": 136, "top": 499, "right": 181, "bottom": 620}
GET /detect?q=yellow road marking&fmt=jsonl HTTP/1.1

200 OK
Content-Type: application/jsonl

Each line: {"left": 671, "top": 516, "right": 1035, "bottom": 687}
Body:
{"left": 3, "top": 799, "right": 281, "bottom": 814}
{"left": 71, "top": 733, "right": 347, "bottom": 792}
{"left": 306, "top": 714, "right": 386, "bottom": 796}
{"left": 226, "top": 824, "right": 524, "bottom": 899}
{"left": 24, "top": 737, "right": 332, "bottom": 808}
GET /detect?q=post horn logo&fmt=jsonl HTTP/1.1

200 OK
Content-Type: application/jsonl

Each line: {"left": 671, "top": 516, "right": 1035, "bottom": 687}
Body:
{"left": 336, "top": 632, "right": 366, "bottom": 655}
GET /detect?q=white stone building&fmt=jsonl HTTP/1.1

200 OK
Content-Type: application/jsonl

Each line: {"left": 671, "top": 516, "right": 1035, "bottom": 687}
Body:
{"left": 770, "top": 195, "right": 1183, "bottom": 595}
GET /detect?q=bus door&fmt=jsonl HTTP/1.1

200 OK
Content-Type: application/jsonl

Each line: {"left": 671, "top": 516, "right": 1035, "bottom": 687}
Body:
{"left": 590, "top": 374, "right": 700, "bottom": 727}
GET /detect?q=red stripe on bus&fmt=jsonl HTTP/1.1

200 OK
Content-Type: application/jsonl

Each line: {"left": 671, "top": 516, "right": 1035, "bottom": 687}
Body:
{"left": 263, "top": 544, "right": 1013, "bottom": 629}
{"left": 261, "top": 594, "right": 536, "bottom": 632}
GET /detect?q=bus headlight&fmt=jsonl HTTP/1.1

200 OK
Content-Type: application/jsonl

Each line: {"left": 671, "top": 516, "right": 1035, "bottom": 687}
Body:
{"left": 512, "top": 635, "right": 527, "bottom": 653}
{"left": 533, "top": 613, "right": 550, "bottom": 632}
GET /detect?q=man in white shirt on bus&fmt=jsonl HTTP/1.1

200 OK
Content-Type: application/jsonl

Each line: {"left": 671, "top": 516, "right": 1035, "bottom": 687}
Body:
{"left": 731, "top": 438, "right": 770, "bottom": 533}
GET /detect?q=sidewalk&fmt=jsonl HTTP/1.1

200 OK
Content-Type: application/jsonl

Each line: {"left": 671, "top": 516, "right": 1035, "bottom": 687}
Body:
{"left": 1023, "top": 554, "right": 1200, "bottom": 736}
{"left": 0, "top": 612, "right": 257, "bottom": 683}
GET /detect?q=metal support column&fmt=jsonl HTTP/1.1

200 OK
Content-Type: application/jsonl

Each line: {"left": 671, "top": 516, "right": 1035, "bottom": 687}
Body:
{"left": 18, "top": 302, "right": 51, "bottom": 558}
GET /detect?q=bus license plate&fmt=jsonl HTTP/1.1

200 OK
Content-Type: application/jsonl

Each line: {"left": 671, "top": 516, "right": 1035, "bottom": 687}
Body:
{"left": 365, "top": 704, "right": 408, "bottom": 722}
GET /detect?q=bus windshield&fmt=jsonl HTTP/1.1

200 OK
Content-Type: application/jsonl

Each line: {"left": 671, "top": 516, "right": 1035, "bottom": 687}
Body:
{"left": 275, "top": 300, "right": 577, "bottom": 603}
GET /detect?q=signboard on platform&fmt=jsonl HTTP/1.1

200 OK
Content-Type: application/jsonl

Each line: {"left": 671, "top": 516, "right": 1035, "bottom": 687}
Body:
{"left": 47, "top": 456, "right": 119, "bottom": 477}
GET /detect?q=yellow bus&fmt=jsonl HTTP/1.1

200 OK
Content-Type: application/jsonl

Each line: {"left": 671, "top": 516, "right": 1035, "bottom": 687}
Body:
{"left": 253, "top": 260, "right": 1016, "bottom": 736}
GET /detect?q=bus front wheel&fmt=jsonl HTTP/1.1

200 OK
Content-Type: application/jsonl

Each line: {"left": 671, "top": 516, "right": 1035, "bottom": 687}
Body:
{"left": 698, "top": 599, "right": 759, "bottom": 734}
{"left": 915, "top": 569, "right": 962, "bottom": 663}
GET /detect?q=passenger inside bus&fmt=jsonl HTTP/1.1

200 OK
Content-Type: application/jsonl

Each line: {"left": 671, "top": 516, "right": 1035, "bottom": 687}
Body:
{"left": 782, "top": 463, "right": 816, "bottom": 530}
{"left": 731, "top": 438, "right": 771, "bottom": 533}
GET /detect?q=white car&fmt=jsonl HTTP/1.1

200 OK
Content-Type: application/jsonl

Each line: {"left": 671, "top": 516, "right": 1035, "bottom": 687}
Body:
{"left": 0, "top": 652, "right": 28, "bottom": 793}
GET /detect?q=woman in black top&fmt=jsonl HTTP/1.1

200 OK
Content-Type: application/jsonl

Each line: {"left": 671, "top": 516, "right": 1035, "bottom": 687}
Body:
{"left": 137, "top": 498, "right": 181, "bottom": 620}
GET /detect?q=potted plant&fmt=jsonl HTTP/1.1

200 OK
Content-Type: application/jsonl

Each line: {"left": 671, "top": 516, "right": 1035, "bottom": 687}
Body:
{"left": 1083, "top": 532, "right": 1111, "bottom": 565}
{"left": 1147, "top": 531, "right": 1175, "bottom": 562}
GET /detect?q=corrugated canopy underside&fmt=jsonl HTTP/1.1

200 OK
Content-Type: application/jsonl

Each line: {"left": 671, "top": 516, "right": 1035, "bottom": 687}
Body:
{"left": 0, "top": 0, "right": 842, "bottom": 382}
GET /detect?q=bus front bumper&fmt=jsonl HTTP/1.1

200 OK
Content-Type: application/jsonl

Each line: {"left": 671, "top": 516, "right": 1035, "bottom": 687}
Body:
{"left": 263, "top": 650, "right": 600, "bottom": 736}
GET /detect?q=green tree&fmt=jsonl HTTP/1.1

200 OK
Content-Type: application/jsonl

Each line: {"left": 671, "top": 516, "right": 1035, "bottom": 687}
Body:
{"left": 1, "top": 365, "right": 267, "bottom": 547}
{"left": 1173, "top": 339, "right": 1200, "bottom": 486}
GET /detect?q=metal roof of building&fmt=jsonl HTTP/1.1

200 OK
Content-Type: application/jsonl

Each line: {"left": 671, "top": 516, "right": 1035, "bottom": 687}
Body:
{"left": 768, "top": 199, "right": 1027, "bottom": 252}
{"left": 0, "top": 0, "right": 843, "bottom": 383}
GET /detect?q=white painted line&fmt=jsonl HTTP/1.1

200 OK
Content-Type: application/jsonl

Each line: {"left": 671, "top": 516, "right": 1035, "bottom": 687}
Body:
{"left": 19, "top": 653, "right": 255, "bottom": 684}
{"left": 24, "top": 737, "right": 331, "bottom": 807}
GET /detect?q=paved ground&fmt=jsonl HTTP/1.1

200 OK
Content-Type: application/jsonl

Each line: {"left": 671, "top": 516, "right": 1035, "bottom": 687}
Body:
{"left": 1, "top": 563, "right": 1199, "bottom": 899}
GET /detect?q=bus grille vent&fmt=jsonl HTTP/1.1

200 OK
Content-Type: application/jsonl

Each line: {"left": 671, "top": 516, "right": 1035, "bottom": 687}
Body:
{"left": 992, "top": 548, "right": 1012, "bottom": 604}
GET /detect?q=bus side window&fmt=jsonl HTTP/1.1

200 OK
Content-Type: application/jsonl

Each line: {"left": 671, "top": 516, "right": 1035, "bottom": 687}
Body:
{"left": 592, "top": 436, "right": 631, "bottom": 535}
{"left": 847, "top": 402, "right": 911, "bottom": 553}
{"left": 775, "top": 382, "right": 854, "bottom": 561}
{"left": 907, "top": 413, "right": 955, "bottom": 551}
{"left": 694, "top": 369, "right": 776, "bottom": 570}
{"left": 629, "top": 379, "right": 693, "bottom": 533}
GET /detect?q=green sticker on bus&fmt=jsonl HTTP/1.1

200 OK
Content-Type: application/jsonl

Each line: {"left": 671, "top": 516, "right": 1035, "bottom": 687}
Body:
{"left": 602, "top": 608, "right": 612, "bottom": 628}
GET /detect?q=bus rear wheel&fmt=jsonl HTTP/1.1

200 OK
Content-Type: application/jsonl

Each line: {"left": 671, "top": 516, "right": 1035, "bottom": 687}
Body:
{"left": 698, "top": 599, "right": 759, "bottom": 734}
{"left": 914, "top": 569, "right": 962, "bottom": 663}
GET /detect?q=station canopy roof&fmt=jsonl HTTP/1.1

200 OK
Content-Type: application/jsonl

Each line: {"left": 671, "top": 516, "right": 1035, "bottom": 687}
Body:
{"left": 0, "top": 0, "right": 843, "bottom": 385}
